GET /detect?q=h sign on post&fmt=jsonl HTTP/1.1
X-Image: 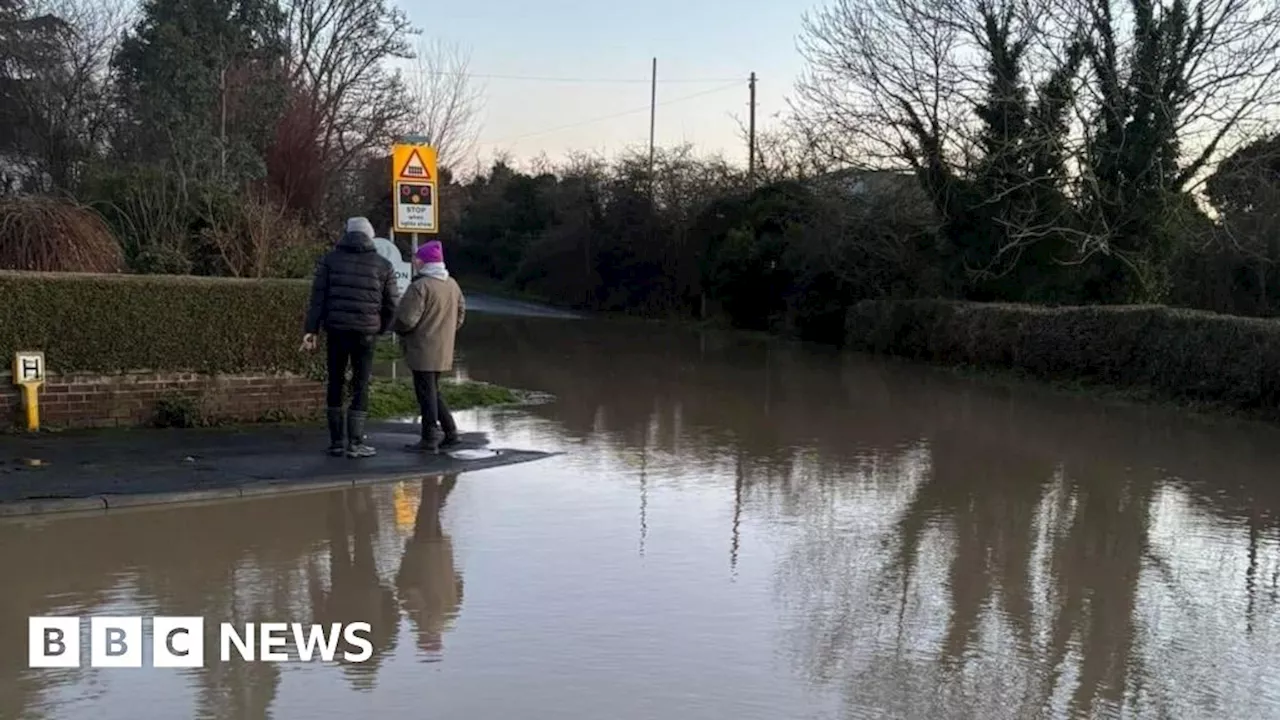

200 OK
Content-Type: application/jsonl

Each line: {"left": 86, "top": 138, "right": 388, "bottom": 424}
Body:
{"left": 14, "top": 351, "right": 44, "bottom": 384}
{"left": 391, "top": 142, "right": 438, "bottom": 235}
{"left": 12, "top": 351, "right": 45, "bottom": 431}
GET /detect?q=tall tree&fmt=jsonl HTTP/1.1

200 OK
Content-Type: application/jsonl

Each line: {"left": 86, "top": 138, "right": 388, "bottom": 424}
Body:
{"left": 8, "top": 0, "right": 131, "bottom": 192}
{"left": 1075, "top": 0, "right": 1280, "bottom": 301}
{"left": 0, "top": 0, "right": 70, "bottom": 191}
{"left": 112, "top": 0, "right": 289, "bottom": 184}
{"left": 1203, "top": 134, "right": 1280, "bottom": 309}
{"left": 795, "top": 0, "right": 1280, "bottom": 303}
{"left": 796, "top": 0, "right": 1086, "bottom": 301}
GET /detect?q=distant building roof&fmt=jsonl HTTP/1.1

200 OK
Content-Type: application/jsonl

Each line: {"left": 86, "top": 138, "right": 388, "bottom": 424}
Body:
{"left": 809, "top": 168, "right": 921, "bottom": 197}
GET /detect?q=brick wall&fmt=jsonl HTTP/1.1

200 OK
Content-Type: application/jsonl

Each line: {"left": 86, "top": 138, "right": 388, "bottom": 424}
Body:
{"left": 0, "top": 371, "right": 325, "bottom": 429}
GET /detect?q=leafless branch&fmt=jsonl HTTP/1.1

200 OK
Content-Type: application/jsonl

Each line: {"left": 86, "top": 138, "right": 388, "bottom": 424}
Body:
{"left": 282, "top": 0, "right": 417, "bottom": 194}
{"left": 407, "top": 38, "right": 484, "bottom": 171}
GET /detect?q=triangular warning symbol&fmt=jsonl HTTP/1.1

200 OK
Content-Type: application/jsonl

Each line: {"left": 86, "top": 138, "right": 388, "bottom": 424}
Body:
{"left": 398, "top": 149, "right": 432, "bottom": 180}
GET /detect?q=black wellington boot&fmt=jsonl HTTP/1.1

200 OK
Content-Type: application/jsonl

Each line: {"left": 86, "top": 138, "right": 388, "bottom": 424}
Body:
{"left": 402, "top": 425, "right": 442, "bottom": 454}
{"left": 326, "top": 407, "right": 345, "bottom": 457}
{"left": 345, "top": 411, "right": 377, "bottom": 458}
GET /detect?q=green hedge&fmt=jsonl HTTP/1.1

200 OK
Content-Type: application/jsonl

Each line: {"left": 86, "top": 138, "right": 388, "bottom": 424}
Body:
{"left": 846, "top": 298, "right": 1280, "bottom": 414}
{"left": 0, "top": 271, "right": 323, "bottom": 377}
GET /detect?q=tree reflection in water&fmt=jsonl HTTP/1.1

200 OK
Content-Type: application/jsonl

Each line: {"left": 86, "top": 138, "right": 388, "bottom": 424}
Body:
{"left": 457, "top": 316, "right": 1280, "bottom": 718}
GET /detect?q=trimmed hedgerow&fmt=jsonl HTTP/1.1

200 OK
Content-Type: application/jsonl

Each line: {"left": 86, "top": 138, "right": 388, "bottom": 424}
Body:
{"left": 0, "top": 271, "right": 323, "bottom": 377}
{"left": 846, "top": 298, "right": 1280, "bottom": 414}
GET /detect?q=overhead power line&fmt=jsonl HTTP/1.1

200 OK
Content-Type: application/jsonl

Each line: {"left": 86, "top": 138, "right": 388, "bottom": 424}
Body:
{"left": 406, "top": 69, "right": 743, "bottom": 85}
{"left": 486, "top": 82, "right": 742, "bottom": 145}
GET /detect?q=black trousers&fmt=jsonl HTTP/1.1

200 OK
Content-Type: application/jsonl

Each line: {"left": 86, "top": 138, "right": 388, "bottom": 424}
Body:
{"left": 412, "top": 370, "right": 457, "bottom": 438}
{"left": 326, "top": 330, "right": 376, "bottom": 412}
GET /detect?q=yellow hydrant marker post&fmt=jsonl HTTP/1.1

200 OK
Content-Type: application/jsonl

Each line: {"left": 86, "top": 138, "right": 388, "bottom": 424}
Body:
{"left": 12, "top": 351, "right": 45, "bottom": 432}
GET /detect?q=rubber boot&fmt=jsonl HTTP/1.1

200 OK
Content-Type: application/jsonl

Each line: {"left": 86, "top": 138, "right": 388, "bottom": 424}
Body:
{"left": 439, "top": 408, "right": 460, "bottom": 449}
{"left": 425, "top": 425, "right": 443, "bottom": 454}
{"left": 326, "top": 408, "right": 345, "bottom": 457}
{"left": 345, "top": 411, "right": 376, "bottom": 458}
{"left": 403, "top": 425, "right": 442, "bottom": 454}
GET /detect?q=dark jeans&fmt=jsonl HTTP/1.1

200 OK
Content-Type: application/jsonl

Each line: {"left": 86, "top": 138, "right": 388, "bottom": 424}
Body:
{"left": 412, "top": 370, "right": 457, "bottom": 438}
{"left": 326, "top": 330, "right": 375, "bottom": 412}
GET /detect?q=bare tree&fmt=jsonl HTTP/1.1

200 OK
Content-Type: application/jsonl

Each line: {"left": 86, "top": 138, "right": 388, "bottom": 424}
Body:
{"left": 732, "top": 117, "right": 834, "bottom": 184}
{"left": 1067, "top": 0, "right": 1280, "bottom": 195}
{"left": 282, "top": 0, "right": 417, "bottom": 195}
{"left": 1, "top": 0, "right": 130, "bottom": 192}
{"left": 795, "top": 0, "right": 1280, "bottom": 301}
{"left": 795, "top": 0, "right": 1082, "bottom": 282}
{"left": 798, "top": 0, "right": 1280, "bottom": 196}
{"left": 794, "top": 0, "right": 980, "bottom": 174}
{"left": 407, "top": 38, "right": 484, "bottom": 170}
{"left": 200, "top": 190, "right": 312, "bottom": 277}
{"left": 1064, "top": 0, "right": 1280, "bottom": 300}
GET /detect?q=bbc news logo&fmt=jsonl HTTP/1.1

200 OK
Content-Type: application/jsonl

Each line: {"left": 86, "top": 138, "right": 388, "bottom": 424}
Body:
{"left": 29, "top": 617, "right": 374, "bottom": 668}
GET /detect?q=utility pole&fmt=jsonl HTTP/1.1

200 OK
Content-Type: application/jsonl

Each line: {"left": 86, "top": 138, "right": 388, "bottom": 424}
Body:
{"left": 648, "top": 57, "right": 657, "bottom": 194}
{"left": 220, "top": 64, "right": 228, "bottom": 178}
{"left": 747, "top": 72, "right": 757, "bottom": 183}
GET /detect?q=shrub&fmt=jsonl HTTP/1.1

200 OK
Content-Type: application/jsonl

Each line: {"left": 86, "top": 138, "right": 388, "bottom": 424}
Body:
{"left": 0, "top": 197, "right": 125, "bottom": 273}
{"left": 0, "top": 271, "right": 322, "bottom": 377}
{"left": 846, "top": 298, "right": 1280, "bottom": 414}
{"left": 154, "top": 392, "right": 209, "bottom": 428}
{"left": 200, "top": 190, "right": 326, "bottom": 278}
{"left": 79, "top": 164, "right": 201, "bottom": 274}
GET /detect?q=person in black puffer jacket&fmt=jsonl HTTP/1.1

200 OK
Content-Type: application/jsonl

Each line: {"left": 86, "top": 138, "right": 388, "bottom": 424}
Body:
{"left": 302, "top": 217, "right": 400, "bottom": 458}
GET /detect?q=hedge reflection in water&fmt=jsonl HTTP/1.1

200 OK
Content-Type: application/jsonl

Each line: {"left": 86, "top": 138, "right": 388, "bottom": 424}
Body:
{"left": 459, "top": 314, "right": 1280, "bottom": 719}
{"left": 0, "top": 312, "right": 1278, "bottom": 718}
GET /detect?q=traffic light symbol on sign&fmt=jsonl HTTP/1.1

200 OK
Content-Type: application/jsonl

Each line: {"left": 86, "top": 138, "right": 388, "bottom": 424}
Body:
{"left": 400, "top": 183, "right": 432, "bottom": 205}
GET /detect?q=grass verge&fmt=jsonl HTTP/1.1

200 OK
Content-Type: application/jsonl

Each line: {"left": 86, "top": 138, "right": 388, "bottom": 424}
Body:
{"left": 373, "top": 335, "right": 400, "bottom": 362}
{"left": 366, "top": 377, "right": 532, "bottom": 419}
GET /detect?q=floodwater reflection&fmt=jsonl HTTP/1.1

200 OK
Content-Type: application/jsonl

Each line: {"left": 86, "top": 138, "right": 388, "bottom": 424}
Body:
{"left": 309, "top": 488, "right": 400, "bottom": 690}
{"left": 1, "top": 314, "right": 1279, "bottom": 719}
{"left": 0, "top": 478, "right": 463, "bottom": 720}
{"left": 394, "top": 475, "right": 463, "bottom": 659}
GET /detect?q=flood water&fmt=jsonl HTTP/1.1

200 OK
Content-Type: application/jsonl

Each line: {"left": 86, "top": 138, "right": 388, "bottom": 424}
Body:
{"left": 3, "top": 314, "right": 1280, "bottom": 719}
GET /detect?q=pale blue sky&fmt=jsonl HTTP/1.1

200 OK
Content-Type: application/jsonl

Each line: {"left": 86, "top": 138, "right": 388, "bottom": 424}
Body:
{"left": 399, "top": 0, "right": 818, "bottom": 169}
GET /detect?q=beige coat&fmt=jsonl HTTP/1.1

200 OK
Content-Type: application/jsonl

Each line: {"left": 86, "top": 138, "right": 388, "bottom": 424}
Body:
{"left": 392, "top": 274, "right": 465, "bottom": 372}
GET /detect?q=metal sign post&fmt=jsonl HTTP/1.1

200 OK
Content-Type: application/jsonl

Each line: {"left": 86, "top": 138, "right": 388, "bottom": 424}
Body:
{"left": 12, "top": 351, "right": 45, "bottom": 431}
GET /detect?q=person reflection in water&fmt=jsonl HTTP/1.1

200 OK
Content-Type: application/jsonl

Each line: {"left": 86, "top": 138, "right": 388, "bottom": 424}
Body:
{"left": 393, "top": 240, "right": 466, "bottom": 454}
{"left": 395, "top": 474, "right": 464, "bottom": 658}
{"left": 310, "top": 488, "right": 400, "bottom": 690}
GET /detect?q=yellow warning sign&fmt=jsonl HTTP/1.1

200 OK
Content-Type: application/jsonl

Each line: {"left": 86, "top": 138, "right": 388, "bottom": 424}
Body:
{"left": 391, "top": 142, "right": 439, "bottom": 234}
{"left": 397, "top": 148, "right": 432, "bottom": 181}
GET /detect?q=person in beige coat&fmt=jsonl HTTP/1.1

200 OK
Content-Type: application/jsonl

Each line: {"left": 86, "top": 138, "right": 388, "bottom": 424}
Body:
{"left": 392, "top": 240, "right": 466, "bottom": 453}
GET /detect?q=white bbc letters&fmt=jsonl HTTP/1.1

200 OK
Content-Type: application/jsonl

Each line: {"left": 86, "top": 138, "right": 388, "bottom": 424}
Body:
{"left": 153, "top": 617, "right": 205, "bottom": 668}
{"left": 28, "top": 617, "right": 81, "bottom": 668}
{"left": 90, "top": 617, "right": 143, "bottom": 667}
{"left": 29, "top": 616, "right": 374, "bottom": 668}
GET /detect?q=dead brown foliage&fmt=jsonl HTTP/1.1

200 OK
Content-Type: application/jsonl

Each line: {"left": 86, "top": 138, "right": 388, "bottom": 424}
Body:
{"left": 0, "top": 196, "right": 124, "bottom": 272}
{"left": 200, "top": 190, "right": 318, "bottom": 278}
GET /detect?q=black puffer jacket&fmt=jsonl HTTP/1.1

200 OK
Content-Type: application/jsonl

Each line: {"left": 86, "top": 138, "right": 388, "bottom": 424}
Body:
{"left": 304, "top": 231, "right": 400, "bottom": 335}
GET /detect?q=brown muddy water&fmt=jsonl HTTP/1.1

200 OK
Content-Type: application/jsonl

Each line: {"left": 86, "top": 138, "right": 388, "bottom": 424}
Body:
{"left": 2, "top": 314, "right": 1279, "bottom": 720}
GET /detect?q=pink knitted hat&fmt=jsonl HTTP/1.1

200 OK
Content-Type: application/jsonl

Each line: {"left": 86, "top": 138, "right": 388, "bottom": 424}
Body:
{"left": 415, "top": 241, "right": 443, "bottom": 264}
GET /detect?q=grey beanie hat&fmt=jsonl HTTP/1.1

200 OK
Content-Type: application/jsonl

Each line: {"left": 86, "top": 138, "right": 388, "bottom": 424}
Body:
{"left": 345, "top": 216, "right": 375, "bottom": 239}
